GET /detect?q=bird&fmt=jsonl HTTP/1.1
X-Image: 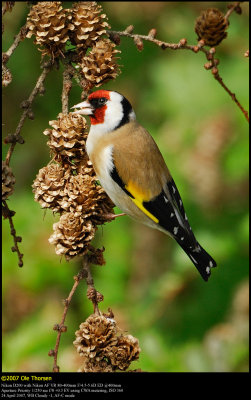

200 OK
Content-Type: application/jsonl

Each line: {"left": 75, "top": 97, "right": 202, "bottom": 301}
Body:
{"left": 72, "top": 89, "right": 217, "bottom": 281}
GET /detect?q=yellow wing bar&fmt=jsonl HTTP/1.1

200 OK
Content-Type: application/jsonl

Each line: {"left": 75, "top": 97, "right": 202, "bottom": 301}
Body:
{"left": 125, "top": 181, "right": 159, "bottom": 224}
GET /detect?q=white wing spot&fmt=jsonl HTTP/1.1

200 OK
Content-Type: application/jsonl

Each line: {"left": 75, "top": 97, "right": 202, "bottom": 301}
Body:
{"left": 173, "top": 227, "right": 178, "bottom": 235}
{"left": 209, "top": 261, "right": 214, "bottom": 268}
{"left": 181, "top": 237, "right": 184, "bottom": 241}
{"left": 170, "top": 213, "right": 174, "bottom": 217}
{"left": 185, "top": 214, "right": 188, "bottom": 220}
{"left": 172, "top": 186, "right": 176, "bottom": 193}
{"left": 190, "top": 254, "right": 198, "bottom": 264}
{"left": 192, "top": 245, "right": 201, "bottom": 253}
{"left": 179, "top": 199, "right": 182, "bottom": 206}
{"left": 206, "top": 266, "right": 210, "bottom": 274}
{"left": 164, "top": 196, "right": 168, "bottom": 203}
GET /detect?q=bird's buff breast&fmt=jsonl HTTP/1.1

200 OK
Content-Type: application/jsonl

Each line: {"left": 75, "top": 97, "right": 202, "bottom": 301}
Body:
{"left": 88, "top": 144, "right": 158, "bottom": 230}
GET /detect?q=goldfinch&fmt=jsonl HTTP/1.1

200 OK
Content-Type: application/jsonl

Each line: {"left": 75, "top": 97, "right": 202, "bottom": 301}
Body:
{"left": 72, "top": 90, "right": 217, "bottom": 281}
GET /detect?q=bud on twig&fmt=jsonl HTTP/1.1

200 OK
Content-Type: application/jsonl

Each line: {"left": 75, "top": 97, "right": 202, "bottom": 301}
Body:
{"left": 148, "top": 28, "right": 157, "bottom": 39}
{"left": 134, "top": 36, "right": 144, "bottom": 51}
{"left": 20, "top": 100, "right": 31, "bottom": 109}
{"left": 27, "top": 110, "right": 34, "bottom": 120}
{"left": 204, "top": 61, "right": 213, "bottom": 70}
{"left": 179, "top": 38, "right": 187, "bottom": 46}
{"left": 211, "top": 66, "right": 219, "bottom": 76}
{"left": 234, "top": 5, "right": 242, "bottom": 14}
{"left": 124, "top": 25, "right": 134, "bottom": 34}
{"left": 16, "top": 135, "right": 25, "bottom": 144}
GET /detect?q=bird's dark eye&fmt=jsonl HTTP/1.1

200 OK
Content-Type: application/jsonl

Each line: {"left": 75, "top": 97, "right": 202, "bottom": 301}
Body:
{"left": 98, "top": 97, "right": 107, "bottom": 106}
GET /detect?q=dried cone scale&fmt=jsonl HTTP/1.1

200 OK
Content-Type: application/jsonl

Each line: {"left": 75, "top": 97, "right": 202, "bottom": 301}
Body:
{"left": 43, "top": 113, "right": 88, "bottom": 168}
{"left": 58, "top": 163, "right": 114, "bottom": 223}
{"left": 74, "top": 313, "right": 141, "bottom": 372}
{"left": 80, "top": 38, "right": 121, "bottom": 89}
{"left": 26, "top": 1, "right": 73, "bottom": 57}
{"left": 48, "top": 212, "right": 97, "bottom": 260}
{"left": 73, "top": 314, "right": 118, "bottom": 359}
{"left": 195, "top": 8, "right": 229, "bottom": 47}
{"left": 32, "top": 163, "right": 70, "bottom": 213}
{"left": 106, "top": 334, "right": 141, "bottom": 371}
{"left": 70, "top": 1, "right": 110, "bottom": 52}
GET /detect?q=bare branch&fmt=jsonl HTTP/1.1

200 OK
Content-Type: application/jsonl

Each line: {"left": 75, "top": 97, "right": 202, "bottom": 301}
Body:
{"left": 4, "top": 61, "right": 53, "bottom": 166}
{"left": 50, "top": 268, "right": 84, "bottom": 372}
{"left": 2, "top": 200, "right": 23, "bottom": 267}
{"left": 3, "top": 24, "right": 28, "bottom": 61}
{"left": 107, "top": 14, "right": 249, "bottom": 124}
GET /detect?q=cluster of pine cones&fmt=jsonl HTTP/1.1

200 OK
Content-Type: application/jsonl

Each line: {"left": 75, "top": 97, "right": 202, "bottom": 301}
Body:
{"left": 26, "top": 1, "right": 120, "bottom": 89}
{"left": 32, "top": 113, "right": 114, "bottom": 261}
{"left": 74, "top": 312, "right": 141, "bottom": 372}
{"left": 29, "top": 2, "right": 118, "bottom": 260}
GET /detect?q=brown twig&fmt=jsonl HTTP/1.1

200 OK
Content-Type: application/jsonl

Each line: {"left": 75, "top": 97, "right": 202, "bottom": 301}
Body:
{"left": 4, "top": 61, "right": 53, "bottom": 166}
{"left": 50, "top": 266, "right": 87, "bottom": 372}
{"left": 50, "top": 254, "right": 102, "bottom": 372}
{"left": 2, "top": 200, "right": 23, "bottom": 267}
{"left": 225, "top": 2, "right": 242, "bottom": 20}
{"left": 212, "top": 66, "right": 249, "bottom": 123}
{"left": 3, "top": 24, "right": 27, "bottom": 61}
{"left": 61, "top": 65, "right": 73, "bottom": 114}
{"left": 82, "top": 254, "right": 102, "bottom": 315}
{"left": 107, "top": 6, "right": 249, "bottom": 124}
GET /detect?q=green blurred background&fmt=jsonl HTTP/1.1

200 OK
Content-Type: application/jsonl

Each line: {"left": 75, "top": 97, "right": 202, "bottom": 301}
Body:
{"left": 2, "top": 2, "right": 249, "bottom": 372}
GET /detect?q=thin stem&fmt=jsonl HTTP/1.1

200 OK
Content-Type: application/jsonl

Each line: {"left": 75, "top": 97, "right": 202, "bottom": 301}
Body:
{"left": 82, "top": 255, "right": 101, "bottom": 315}
{"left": 4, "top": 25, "right": 27, "bottom": 60}
{"left": 51, "top": 254, "right": 102, "bottom": 372}
{"left": 107, "top": 13, "right": 249, "bottom": 124}
{"left": 4, "top": 62, "right": 52, "bottom": 166}
{"left": 225, "top": 2, "right": 241, "bottom": 20}
{"left": 2, "top": 200, "right": 23, "bottom": 267}
{"left": 61, "top": 65, "right": 73, "bottom": 114}
{"left": 51, "top": 268, "right": 86, "bottom": 372}
{"left": 213, "top": 70, "right": 249, "bottom": 123}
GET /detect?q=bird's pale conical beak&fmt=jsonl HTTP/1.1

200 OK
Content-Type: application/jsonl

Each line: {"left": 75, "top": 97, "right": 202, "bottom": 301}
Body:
{"left": 71, "top": 100, "right": 94, "bottom": 116}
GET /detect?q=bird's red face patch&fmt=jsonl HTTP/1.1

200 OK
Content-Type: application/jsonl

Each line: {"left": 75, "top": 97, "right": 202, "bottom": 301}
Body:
{"left": 88, "top": 90, "right": 111, "bottom": 125}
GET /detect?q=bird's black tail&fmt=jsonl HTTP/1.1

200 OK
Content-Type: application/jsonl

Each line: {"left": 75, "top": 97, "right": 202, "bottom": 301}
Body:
{"left": 177, "top": 240, "right": 217, "bottom": 281}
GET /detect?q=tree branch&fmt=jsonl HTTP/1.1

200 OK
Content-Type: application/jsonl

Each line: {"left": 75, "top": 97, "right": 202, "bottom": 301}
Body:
{"left": 50, "top": 266, "right": 86, "bottom": 372}
{"left": 2, "top": 200, "right": 23, "bottom": 267}
{"left": 50, "top": 254, "right": 103, "bottom": 372}
{"left": 107, "top": 5, "right": 249, "bottom": 124}
{"left": 4, "top": 61, "right": 53, "bottom": 166}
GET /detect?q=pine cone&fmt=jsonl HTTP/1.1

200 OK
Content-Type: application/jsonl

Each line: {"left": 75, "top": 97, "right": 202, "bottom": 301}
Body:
{"left": 2, "top": 161, "right": 15, "bottom": 200}
{"left": 70, "top": 1, "right": 110, "bottom": 53}
{"left": 32, "top": 163, "right": 70, "bottom": 213}
{"left": 80, "top": 38, "right": 121, "bottom": 90}
{"left": 44, "top": 113, "right": 88, "bottom": 168}
{"left": 26, "top": 1, "right": 73, "bottom": 58}
{"left": 78, "top": 358, "right": 114, "bottom": 372}
{"left": 48, "top": 212, "right": 96, "bottom": 260}
{"left": 73, "top": 314, "right": 118, "bottom": 359}
{"left": 107, "top": 334, "right": 141, "bottom": 371}
{"left": 195, "top": 8, "right": 229, "bottom": 47}
{"left": 59, "top": 162, "right": 114, "bottom": 223}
